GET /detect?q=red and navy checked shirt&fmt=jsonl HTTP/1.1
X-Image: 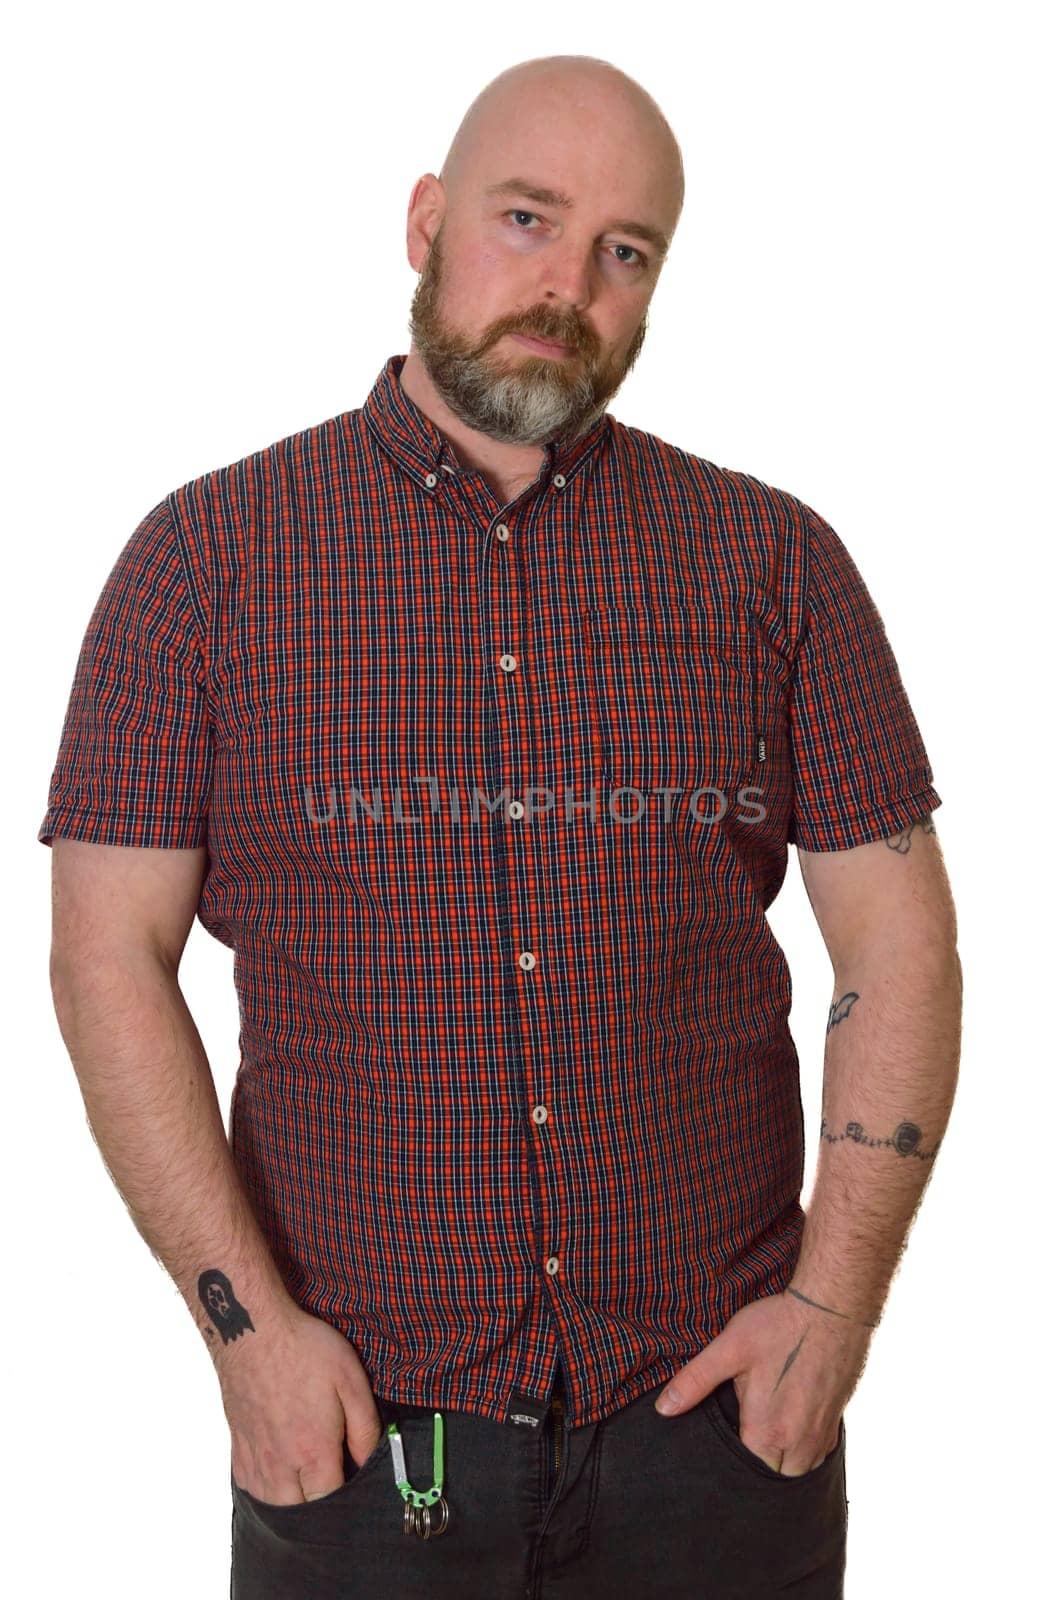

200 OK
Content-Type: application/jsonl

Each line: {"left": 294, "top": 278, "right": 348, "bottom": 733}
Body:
{"left": 39, "top": 353, "right": 942, "bottom": 1428}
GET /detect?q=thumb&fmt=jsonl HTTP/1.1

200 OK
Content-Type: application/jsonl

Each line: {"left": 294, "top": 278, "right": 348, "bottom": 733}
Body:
{"left": 344, "top": 1391, "right": 388, "bottom": 1470}
{"left": 655, "top": 1338, "right": 739, "bottom": 1416}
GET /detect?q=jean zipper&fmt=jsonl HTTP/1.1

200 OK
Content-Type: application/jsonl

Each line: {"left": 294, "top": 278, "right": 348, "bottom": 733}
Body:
{"left": 549, "top": 1394, "right": 564, "bottom": 1491}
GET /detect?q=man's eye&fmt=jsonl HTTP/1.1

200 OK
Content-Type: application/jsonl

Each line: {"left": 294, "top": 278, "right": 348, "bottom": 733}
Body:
{"left": 505, "top": 211, "right": 645, "bottom": 268}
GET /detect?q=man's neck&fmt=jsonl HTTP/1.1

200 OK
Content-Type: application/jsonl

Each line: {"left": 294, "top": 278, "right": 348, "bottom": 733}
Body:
{"left": 399, "top": 347, "right": 547, "bottom": 505}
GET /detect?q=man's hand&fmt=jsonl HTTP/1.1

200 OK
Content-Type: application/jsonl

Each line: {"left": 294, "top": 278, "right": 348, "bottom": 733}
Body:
{"left": 654, "top": 1290, "right": 873, "bottom": 1476}
{"left": 218, "top": 1299, "right": 384, "bottom": 1506}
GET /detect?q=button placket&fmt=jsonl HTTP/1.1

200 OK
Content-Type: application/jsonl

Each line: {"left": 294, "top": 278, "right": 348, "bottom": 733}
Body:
{"left": 483, "top": 478, "right": 579, "bottom": 1323}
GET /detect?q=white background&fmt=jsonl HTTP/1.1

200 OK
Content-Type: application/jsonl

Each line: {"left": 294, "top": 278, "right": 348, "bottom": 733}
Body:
{"left": 6, "top": 0, "right": 1058, "bottom": 1593}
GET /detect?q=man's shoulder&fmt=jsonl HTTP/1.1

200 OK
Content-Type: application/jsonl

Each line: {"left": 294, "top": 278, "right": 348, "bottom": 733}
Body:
{"left": 166, "top": 405, "right": 362, "bottom": 524}
{"left": 609, "top": 414, "right": 810, "bottom": 530}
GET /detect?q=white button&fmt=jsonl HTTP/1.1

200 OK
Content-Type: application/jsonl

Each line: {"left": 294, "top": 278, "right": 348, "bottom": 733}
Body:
{"left": 424, "top": 472, "right": 438, "bottom": 488}
{"left": 495, "top": 523, "right": 511, "bottom": 541}
{"left": 499, "top": 654, "right": 517, "bottom": 673}
{"left": 518, "top": 951, "right": 537, "bottom": 970}
{"left": 532, "top": 1104, "right": 549, "bottom": 1124}
{"left": 546, "top": 1257, "right": 560, "bottom": 1275}
{"left": 553, "top": 473, "right": 566, "bottom": 489}
{"left": 508, "top": 800, "right": 524, "bottom": 819}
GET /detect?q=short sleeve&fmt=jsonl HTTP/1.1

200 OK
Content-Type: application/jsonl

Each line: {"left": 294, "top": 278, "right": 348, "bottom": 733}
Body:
{"left": 37, "top": 498, "right": 214, "bottom": 849}
{"left": 787, "top": 504, "right": 942, "bottom": 851}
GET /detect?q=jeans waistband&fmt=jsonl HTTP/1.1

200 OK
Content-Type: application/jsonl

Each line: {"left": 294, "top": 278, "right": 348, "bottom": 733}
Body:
{"left": 376, "top": 1368, "right": 568, "bottom": 1430}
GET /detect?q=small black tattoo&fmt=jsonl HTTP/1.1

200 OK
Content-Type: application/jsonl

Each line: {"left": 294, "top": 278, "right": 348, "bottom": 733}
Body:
{"left": 820, "top": 1116, "right": 942, "bottom": 1161}
{"left": 827, "top": 992, "right": 860, "bottom": 1033}
{"left": 773, "top": 1332, "right": 806, "bottom": 1391}
{"left": 885, "top": 814, "right": 937, "bottom": 854}
{"left": 198, "top": 1269, "right": 255, "bottom": 1345}
{"left": 787, "top": 1286, "right": 878, "bottom": 1330}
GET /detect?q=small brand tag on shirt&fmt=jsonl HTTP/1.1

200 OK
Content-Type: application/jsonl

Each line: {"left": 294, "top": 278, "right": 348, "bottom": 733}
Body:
{"left": 506, "top": 1389, "right": 549, "bottom": 1429}
{"left": 756, "top": 730, "right": 766, "bottom": 763}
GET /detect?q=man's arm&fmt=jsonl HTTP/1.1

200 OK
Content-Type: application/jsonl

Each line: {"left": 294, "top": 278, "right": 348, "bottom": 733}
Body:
{"left": 788, "top": 813, "right": 963, "bottom": 1328}
{"left": 47, "top": 837, "right": 294, "bottom": 1361}
{"left": 46, "top": 836, "right": 385, "bottom": 1498}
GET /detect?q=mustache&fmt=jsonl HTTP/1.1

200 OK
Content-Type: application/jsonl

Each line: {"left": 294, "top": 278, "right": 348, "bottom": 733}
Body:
{"left": 493, "top": 320, "right": 594, "bottom": 357}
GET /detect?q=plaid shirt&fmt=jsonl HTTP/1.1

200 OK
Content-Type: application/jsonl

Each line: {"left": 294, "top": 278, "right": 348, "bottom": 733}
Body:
{"left": 39, "top": 354, "right": 941, "bottom": 1427}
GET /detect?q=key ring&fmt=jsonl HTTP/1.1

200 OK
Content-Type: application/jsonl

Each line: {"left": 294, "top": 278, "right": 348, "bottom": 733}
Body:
{"left": 386, "top": 1413, "right": 450, "bottom": 1537}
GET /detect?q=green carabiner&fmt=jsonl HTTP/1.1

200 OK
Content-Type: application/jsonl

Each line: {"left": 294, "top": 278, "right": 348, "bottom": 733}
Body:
{"left": 386, "top": 1412, "right": 445, "bottom": 1508}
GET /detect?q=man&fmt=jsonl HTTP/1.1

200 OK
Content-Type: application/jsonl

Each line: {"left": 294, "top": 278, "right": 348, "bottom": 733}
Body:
{"left": 40, "top": 53, "right": 961, "bottom": 1599}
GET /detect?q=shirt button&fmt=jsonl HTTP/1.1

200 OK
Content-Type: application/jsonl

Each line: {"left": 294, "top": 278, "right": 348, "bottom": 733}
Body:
{"left": 546, "top": 1257, "right": 560, "bottom": 1275}
{"left": 518, "top": 951, "right": 537, "bottom": 970}
{"left": 532, "top": 1105, "right": 549, "bottom": 1124}
{"left": 508, "top": 799, "right": 525, "bottom": 819}
{"left": 424, "top": 471, "right": 438, "bottom": 488}
{"left": 495, "top": 522, "right": 511, "bottom": 541}
{"left": 499, "top": 654, "right": 517, "bottom": 673}
{"left": 552, "top": 473, "right": 566, "bottom": 489}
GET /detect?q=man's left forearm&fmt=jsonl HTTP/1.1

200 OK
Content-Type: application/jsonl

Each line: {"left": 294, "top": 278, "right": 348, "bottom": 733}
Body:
{"left": 788, "top": 938, "right": 963, "bottom": 1329}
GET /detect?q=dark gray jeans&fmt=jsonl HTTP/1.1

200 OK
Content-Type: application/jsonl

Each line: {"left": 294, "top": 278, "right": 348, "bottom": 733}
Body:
{"left": 231, "top": 1369, "right": 848, "bottom": 1598}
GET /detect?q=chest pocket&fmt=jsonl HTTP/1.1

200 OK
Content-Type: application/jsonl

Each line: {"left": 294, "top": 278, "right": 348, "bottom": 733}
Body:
{"left": 581, "top": 605, "right": 762, "bottom": 806}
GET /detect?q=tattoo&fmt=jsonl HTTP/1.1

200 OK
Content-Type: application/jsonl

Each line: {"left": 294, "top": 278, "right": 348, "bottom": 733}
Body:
{"left": 773, "top": 1331, "right": 807, "bottom": 1392}
{"left": 198, "top": 1268, "right": 256, "bottom": 1346}
{"left": 885, "top": 814, "right": 937, "bottom": 854}
{"left": 827, "top": 992, "right": 860, "bottom": 1033}
{"left": 820, "top": 1116, "right": 942, "bottom": 1162}
{"left": 787, "top": 1286, "right": 879, "bottom": 1330}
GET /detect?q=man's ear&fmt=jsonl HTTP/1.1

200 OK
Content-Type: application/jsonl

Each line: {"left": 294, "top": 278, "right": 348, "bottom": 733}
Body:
{"left": 406, "top": 173, "right": 445, "bottom": 273}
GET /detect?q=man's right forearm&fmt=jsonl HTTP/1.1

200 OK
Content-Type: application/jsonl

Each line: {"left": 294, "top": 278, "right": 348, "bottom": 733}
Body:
{"left": 50, "top": 950, "right": 295, "bottom": 1367}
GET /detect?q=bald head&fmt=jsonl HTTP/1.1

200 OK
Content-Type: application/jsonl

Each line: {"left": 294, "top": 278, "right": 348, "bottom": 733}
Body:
{"left": 439, "top": 55, "right": 685, "bottom": 249}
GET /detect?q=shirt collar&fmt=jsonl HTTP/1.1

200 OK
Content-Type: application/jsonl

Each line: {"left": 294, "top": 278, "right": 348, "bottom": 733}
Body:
{"left": 361, "top": 353, "right": 612, "bottom": 491}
